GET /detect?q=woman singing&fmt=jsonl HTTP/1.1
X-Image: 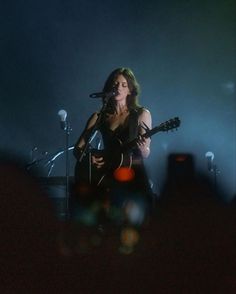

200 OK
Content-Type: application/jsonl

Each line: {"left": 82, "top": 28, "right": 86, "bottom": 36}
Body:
{"left": 73, "top": 68, "right": 153, "bottom": 232}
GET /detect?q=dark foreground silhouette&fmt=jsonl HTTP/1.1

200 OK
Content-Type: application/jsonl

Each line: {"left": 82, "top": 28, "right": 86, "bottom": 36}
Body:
{"left": 0, "top": 156, "right": 235, "bottom": 293}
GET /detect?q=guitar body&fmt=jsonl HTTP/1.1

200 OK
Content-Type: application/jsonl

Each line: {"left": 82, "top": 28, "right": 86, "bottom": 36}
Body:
{"left": 74, "top": 117, "right": 181, "bottom": 188}
{"left": 74, "top": 146, "right": 133, "bottom": 187}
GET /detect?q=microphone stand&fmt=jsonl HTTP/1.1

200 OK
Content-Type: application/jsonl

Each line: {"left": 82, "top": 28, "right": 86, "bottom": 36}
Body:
{"left": 78, "top": 93, "right": 113, "bottom": 183}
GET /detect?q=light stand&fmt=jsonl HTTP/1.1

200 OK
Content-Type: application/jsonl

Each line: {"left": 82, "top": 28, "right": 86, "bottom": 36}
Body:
{"left": 65, "top": 121, "right": 72, "bottom": 220}
{"left": 205, "top": 151, "right": 220, "bottom": 196}
{"left": 58, "top": 109, "right": 72, "bottom": 220}
{"left": 212, "top": 163, "right": 220, "bottom": 195}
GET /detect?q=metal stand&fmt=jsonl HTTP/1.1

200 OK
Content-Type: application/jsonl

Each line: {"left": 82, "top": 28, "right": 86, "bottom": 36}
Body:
{"left": 205, "top": 151, "right": 220, "bottom": 196}
{"left": 78, "top": 93, "right": 113, "bottom": 164}
{"left": 64, "top": 122, "right": 72, "bottom": 220}
{"left": 211, "top": 164, "right": 220, "bottom": 195}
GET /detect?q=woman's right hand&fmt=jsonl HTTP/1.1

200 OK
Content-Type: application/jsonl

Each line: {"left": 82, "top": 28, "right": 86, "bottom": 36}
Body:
{"left": 91, "top": 155, "right": 105, "bottom": 169}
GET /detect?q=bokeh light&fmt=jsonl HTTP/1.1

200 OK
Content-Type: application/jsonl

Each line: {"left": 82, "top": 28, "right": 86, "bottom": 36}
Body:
{"left": 124, "top": 200, "right": 145, "bottom": 225}
{"left": 113, "top": 167, "right": 135, "bottom": 182}
{"left": 119, "top": 227, "right": 140, "bottom": 254}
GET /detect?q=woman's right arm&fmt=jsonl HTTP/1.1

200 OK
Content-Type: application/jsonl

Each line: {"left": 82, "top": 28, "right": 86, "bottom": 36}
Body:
{"left": 73, "top": 113, "right": 105, "bottom": 169}
{"left": 73, "top": 112, "right": 99, "bottom": 159}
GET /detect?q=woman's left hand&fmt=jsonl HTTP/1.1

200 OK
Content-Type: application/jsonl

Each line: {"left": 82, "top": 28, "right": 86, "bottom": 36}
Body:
{"left": 137, "top": 135, "right": 150, "bottom": 158}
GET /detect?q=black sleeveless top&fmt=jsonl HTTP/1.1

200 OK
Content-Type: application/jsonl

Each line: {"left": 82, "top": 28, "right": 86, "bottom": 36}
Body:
{"left": 99, "top": 107, "right": 144, "bottom": 156}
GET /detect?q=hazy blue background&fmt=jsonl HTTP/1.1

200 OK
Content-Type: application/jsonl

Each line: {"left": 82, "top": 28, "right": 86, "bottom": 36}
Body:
{"left": 1, "top": 0, "right": 235, "bottom": 200}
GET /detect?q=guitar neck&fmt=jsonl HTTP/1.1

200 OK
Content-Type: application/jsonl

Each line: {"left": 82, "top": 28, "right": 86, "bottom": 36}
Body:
{"left": 122, "top": 117, "right": 181, "bottom": 152}
{"left": 143, "top": 125, "right": 162, "bottom": 138}
{"left": 123, "top": 126, "right": 162, "bottom": 152}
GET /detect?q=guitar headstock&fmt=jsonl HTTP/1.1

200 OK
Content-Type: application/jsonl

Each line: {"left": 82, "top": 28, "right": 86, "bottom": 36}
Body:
{"left": 160, "top": 117, "right": 181, "bottom": 132}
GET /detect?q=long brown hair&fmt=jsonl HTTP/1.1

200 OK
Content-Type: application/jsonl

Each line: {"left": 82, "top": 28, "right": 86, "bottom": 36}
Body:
{"left": 102, "top": 68, "right": 141, "bottom": 112}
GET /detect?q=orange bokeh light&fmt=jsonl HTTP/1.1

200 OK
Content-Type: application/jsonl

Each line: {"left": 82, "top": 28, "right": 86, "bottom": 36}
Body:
{"left": 113, "top": 167, "right": 135, "bottom": 182}
{"left": 120, "top": 227, "right": 140, "bottom": 247}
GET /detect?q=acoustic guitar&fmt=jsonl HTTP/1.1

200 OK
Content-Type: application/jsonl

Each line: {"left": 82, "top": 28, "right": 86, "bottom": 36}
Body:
{"left": 74, "top": 117, "right": 181, "bottom": 186}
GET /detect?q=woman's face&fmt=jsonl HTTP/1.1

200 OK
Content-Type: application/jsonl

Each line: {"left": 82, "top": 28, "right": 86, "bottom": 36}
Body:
{"left": 113, "top": 75, "right": 131, "bottom": 102}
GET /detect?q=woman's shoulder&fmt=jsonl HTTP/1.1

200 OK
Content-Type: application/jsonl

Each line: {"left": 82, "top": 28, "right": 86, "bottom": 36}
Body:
{"left": 134, "top": 106, "right": 151, "bottom": 117}
{"left": 85, "top": 111, "right": 100, "bottom": 128}
{"left": 141, "top": 107, "right": 151, "bottom": 114}
{"left": 87, "top": 112, "right": 99, "bottom": 121}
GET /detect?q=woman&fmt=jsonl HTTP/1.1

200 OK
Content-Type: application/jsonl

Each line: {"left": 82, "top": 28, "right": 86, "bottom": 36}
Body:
{"left": 73, "top": 68, "right": 152, "bottom": 228}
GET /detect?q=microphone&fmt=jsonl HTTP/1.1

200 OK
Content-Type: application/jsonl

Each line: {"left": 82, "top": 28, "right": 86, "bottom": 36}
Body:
{"left": 58, "top": 109, "right": 67, "bottom": 130}
{"left": 205, "top": 151, "right": 214, "bottom": 171}
{"left": 89, "top": 88, "right": 118, "bottom": 98}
